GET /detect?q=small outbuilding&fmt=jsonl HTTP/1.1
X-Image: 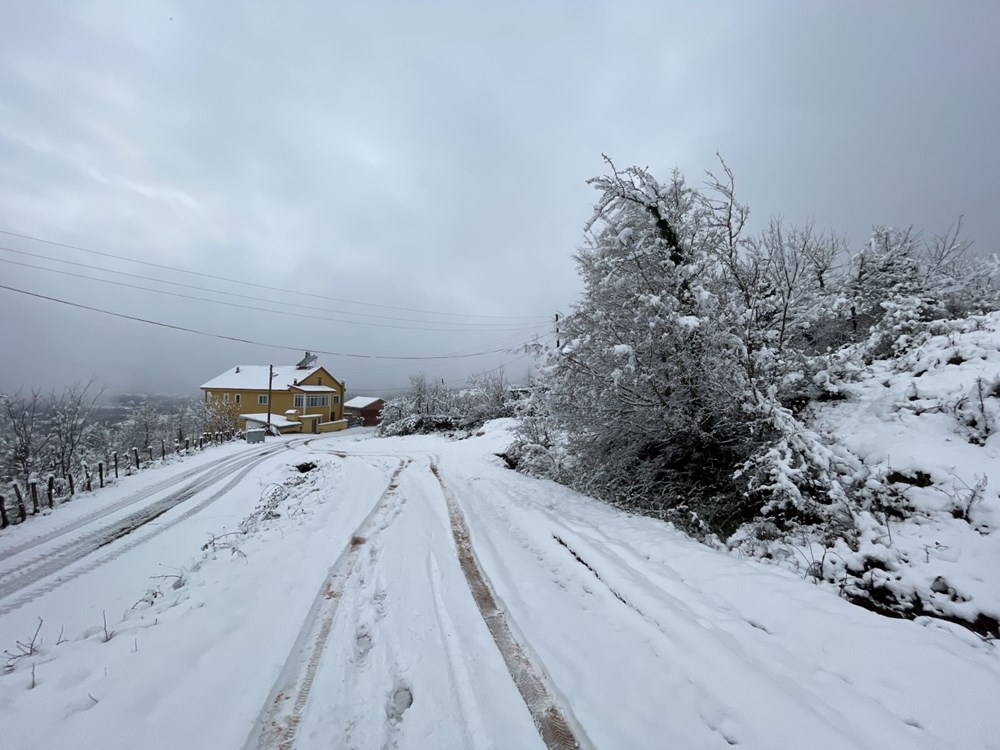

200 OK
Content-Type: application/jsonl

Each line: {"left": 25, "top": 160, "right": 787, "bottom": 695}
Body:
{"left": 343, "top": 396, "right": 385, "bottom": 427}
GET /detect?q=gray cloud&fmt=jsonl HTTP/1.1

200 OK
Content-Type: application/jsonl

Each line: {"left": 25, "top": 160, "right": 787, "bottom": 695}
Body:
{"left": 1, "top": 1, "right": 997, "bottom": 396}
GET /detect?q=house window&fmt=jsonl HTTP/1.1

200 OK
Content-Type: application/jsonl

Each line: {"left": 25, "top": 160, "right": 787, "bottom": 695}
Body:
{"left": 258, "top": 394, "right": 269, "bottom": 405}
{"left": 333, "top": 395, "right": 340, "bottom": 404}
{"left": 306, "top": 395, "right": 329, "bottom": 408}
{"left": 223, "top": 393, "right": 230, "bottom": 403}
{"left": 235, "top": 393, "right": 241, "bottom": 404}
{"left": 293, "top": 394, "right": 304, "bottom": 408}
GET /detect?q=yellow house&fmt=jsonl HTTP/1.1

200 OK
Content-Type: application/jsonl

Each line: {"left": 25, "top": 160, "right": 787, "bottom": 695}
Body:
{"left": 200, "top": 353, "right": 347, "bottom": 434}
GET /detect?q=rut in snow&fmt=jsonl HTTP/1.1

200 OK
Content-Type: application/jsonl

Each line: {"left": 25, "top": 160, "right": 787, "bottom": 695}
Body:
{"left": 431, "top": 462, "right": 586, "bottom": 750}
{"left": 243, "top": 459, "right": 410, "bottom": 750}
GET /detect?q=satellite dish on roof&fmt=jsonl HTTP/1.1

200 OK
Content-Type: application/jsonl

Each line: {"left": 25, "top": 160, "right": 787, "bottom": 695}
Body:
{"left": 296, "top": 352, "right": 317, "bottom": 369}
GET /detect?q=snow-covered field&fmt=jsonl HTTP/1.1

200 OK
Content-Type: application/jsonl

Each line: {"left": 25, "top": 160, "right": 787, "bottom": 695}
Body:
{"left": 1, "top": 423, "right": 998, "bottom": 749}
{"left": 810, "top": 314, "right": 1000, "bottom": 633}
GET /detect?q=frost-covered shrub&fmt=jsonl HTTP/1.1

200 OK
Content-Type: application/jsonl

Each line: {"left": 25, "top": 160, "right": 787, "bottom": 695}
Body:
{"left": 512, "top": 158, "right": 999, "bottom": 546}
{"left": 952, "top": 377, "right": 1000, "bottom": 444}
{"left": 379, "top": 413, "right": 466, "bottom": 437}
{"left": 510, "top": 160, "right": 872, "bottom": 536}
{"left": 378, "top": 370, "right": 516, "bottom": 437}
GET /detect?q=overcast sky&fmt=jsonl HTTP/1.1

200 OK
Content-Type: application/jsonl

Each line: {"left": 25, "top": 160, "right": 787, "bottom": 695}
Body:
{"left": 1, "top": 1, "right": 998, "bottom": 398}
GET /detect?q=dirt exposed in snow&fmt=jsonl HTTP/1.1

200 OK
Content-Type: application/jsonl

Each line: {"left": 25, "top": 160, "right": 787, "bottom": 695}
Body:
{"left": 433, "top": 462, "right": 584, "bottom": 750}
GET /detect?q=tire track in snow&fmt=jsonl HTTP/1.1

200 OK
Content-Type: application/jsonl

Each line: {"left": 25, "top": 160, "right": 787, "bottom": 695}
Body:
{"left": 426, "top": 551, "right": 492, "bottom": 750}
{"left": 0, "top": 447, "right": 293, "bottom": 615}
{"left": 351, "top": 543, "right": 413, "bottom": 750}
{"left": 430, "top": 462, "right": 587, "bottom": 750}
{"left": 0, "top": 445, "right": 271, "bottom": 563}
{"left": 479, "top": 481, "right": 915, "bottom": 749}
{"left": 330, "top": 482, "right": 413, "bottom": 750}
{"left": 243, "top": 458, "right": 410, "bottom": 750}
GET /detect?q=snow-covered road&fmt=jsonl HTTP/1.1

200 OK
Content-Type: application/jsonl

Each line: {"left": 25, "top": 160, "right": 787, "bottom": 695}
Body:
{"left": 1, "top": 424, "right": 998, "bottom": 749}
{"left": 0, "top": 441, "right": 301, "bottom": 614}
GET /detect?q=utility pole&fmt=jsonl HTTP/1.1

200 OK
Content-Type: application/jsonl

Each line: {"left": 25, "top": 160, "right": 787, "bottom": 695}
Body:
{"left": 267, "top": 364, "right": 274, "bottom": 432}
{"left": 554, "top": 312, "right": 561, "bottom": 350}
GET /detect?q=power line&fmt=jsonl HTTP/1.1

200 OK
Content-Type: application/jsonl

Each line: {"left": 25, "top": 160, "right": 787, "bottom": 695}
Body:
{"left": 0, "top": 227, "right": 549, "bottom": 321}
{"left": 0, "top": 244, "right": 544, "bottom": 328}
{"left": 338, "top": 338, "right": 551, "bottom": 393}
{"left": 335, "top": 331, "right": 554, "bottom": 381}
{"left": 0, "top": 256, "right": 546, "bottom": 334}
{"left": 0, "top": 283, "right": 542, "bottom": 361}
{"left": 439, "top": 343, "right": 547, "bottom": 386}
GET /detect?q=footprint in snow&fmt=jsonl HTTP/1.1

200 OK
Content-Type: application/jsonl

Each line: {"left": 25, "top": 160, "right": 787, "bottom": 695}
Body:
{"left": 386, "top": 681, "right": 413, "bottom": 724}
{"left": 354, "top": 626, "right": 373, "bottom": 662}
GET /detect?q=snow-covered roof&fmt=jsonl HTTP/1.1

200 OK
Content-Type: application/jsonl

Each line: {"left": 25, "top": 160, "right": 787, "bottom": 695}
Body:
{"left": 290, "top": 384, "right": 336, "bottom": 392}
{"left": 344, "top": 396, "right": 383, "bottom": 409}
{"left": 240, "top": 412, "right": 300, "bottom": 428}
{"left": 201, "top": 365, "right": 321, "bottom": 391}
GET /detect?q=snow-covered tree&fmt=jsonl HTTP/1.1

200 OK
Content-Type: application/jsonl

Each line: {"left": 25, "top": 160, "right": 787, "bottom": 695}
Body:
{"left": 0, "top": 390, "right": 51, "bottom": 486}
{"left": 48, "top": 379, "right": 104, "bottom": 480}
{"left": 513, "top": 159, "right": 876, "bottom": 536}
{"left": 516, "top": 162, "right": 761, "bottom": 531}
{"left": 195, "top": 398, "right": 241, "bottom": 435}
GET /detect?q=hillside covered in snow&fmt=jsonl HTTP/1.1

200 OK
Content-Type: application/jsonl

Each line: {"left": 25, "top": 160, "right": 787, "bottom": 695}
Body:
{"left": 749, "top": 313, "right": 1000, "bottom": 636}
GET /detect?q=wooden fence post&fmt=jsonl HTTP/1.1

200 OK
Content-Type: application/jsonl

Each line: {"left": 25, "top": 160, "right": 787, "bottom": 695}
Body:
{"left": 98, "top": 462, "right": 105, "bottom": 488}
{"left": 161, "top": 438, "right": 166, "bottom": 459}
{"left": 0, "top": 494, "right": 8, "bottom": 529}
{"left": 29, "top": 476, "right": 40, "bottom": 514}
{"left": 146, "top": 446, "right": 153, "bottom": 464}
{"left": 84, "top": 464, "right": 92, "bottom": 493}
{"left": 113, "top": 451, "right": 119, "bottom": 478}
{"left": 68, "top": 473, "right": 75, "bottom": 498}
{"left": 185, "top": 438, "right": 190, "bottom": 452}
{"left": 47, "top": 475, "right": 55, "bottom": 508}
{"left": 133, "top": 448, "right": 140, "bottom": 470}
{"left": 13, "top": 484, "right": 26, "bottom": 522}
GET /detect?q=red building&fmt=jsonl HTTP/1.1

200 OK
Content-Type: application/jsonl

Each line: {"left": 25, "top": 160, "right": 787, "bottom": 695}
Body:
{"left": 343, "top": 396, "right": 385, "bottom": 426}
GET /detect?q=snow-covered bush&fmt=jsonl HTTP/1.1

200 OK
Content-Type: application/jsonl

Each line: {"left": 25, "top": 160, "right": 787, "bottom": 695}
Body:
{"left": 509, "top": 159, "right": 875, "bottom": 535}
{"left": 379, "top": 370, "right": 516, "bottom": 437}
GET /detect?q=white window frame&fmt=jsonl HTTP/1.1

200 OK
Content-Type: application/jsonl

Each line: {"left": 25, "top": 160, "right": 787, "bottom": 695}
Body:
{"left": 258, "top": 394, "right": 269, "bottom": 405}
{"left": 235, "top": 393, "right": 241, "bottom": 404}
{"left": 306, "top": 395, "right": 329, "bottom": 408}
{"left": 223, "top": 393, "right": 230, "bottom": 403}
{"left": 293, "top": 394, "right": 304, "bottom": 408}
